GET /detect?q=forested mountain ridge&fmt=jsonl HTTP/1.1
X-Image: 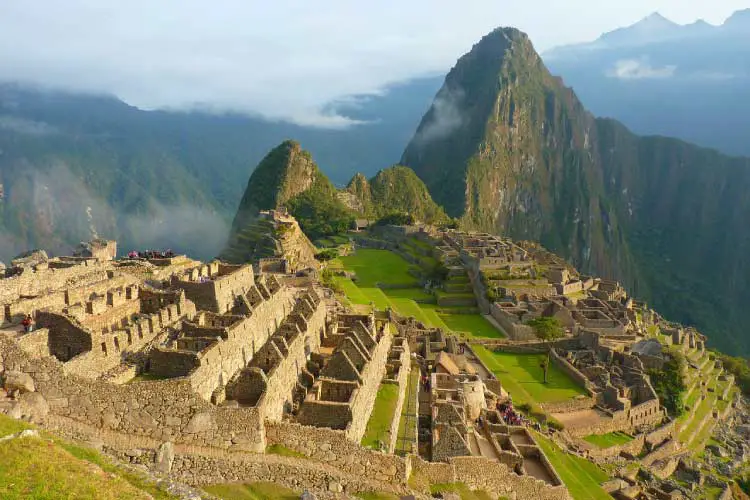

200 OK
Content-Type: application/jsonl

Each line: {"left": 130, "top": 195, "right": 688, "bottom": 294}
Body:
{"left": 401, "top": 27, "right": 750, "bottom": 356}
{"left": 0, "top": 78, "right": 441, "bottom": 260}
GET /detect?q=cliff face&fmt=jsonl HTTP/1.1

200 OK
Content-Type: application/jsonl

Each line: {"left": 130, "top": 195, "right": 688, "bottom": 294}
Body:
{"left": 401, "top": 28, "right": 750, "bottom": 355}
{"left": 345, "top": 166, "right": 448, "bottom": 224}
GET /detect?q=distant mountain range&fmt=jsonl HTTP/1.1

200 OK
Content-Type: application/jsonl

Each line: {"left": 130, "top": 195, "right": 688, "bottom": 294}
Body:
{"left": 0, "top": 77, "right": 441, "bottom": 260}
{"left": 543, "top": 9, "right": 750, "bottom": 157}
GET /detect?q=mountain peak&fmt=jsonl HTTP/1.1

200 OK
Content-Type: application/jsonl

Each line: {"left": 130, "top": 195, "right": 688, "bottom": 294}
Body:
{"left": 724, "top": 8, "right": 750, "bottom": 28}
{"left": 639, "top": 12, "right": 676, "bottom": 27}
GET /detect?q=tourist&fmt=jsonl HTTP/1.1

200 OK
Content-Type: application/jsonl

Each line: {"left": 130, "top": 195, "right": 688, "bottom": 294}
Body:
{"left": 21, "top": 314, "right": 33, "bottom": 333}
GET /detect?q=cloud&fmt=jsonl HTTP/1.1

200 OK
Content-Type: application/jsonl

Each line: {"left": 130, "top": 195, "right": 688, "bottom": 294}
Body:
{"left": 0, "top": 116, "right": 58, "bottom": 136}
{"left": 412, "top": 86, "right": 465, "bottom": 146}
{"left": 0, "top": 161, "right": 228, "bottom": 262}
{"left": 0, "top": 1, "right": 744, "bottom": 126}
{"left": 607, "top": 58, "right": 677, "bottom": 79}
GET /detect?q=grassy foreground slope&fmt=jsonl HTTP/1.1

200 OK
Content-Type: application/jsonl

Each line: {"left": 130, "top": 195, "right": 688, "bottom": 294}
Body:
{"left": 0, "top": 414, "right": 176, "bottom": 500}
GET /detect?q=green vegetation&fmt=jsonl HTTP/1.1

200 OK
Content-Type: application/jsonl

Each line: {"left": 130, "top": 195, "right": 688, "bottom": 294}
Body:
{"left": 361, "top": 383, "right": 400, "bottom": 450}
{"left": 473, "top": 346, "right": 587, "bottom": 404}
{"left": 286, "top": 170, "right": 354, "bottom": 240}
{"left": 314, "top": 248, "right": 339, "bottom": 261}
{"left": 375, "top": 212, "right": 415, "bottom": 226}
{"left": 648, "top": 350, "right": 687, "bottom": 417}
{"left": 532, "top": 431, "right": 611, "bottom": 500}
{"left": 331, "top": 249, "right": 502, "bottom": 339}
{"left": 203, "top": 482, "right": 298, "bottom": 500}
{"left": 526, "top": 317, "right": 564, "bottom": 340}
{"left": 715, "top": 352, "right": 750, "bottom": 396}
{"left": 0, "top": 414, "right": 177, "bottom": 500}
{"left": 347, "top": 166, "right": 449, "bottom": 224}
{"left": 395, "top": 366, "right": 420, "bottom": 456}
{"left": 265, "top": 444, "right": 305, "bottom": 458}
{"left": 583, "top": 431, "right": 634, "bottom": 449}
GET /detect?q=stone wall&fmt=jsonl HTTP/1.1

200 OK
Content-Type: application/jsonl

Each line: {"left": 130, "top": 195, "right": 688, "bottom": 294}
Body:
{"left": 586, "top": 434, "right": 645, "bottom": 460}
{"left": 39, "top": 295, "right": 196, "bottom": 379}
{"left": 386, "top": 344, "right": 411, "bottom": 453}
{"left": 173, "top": 263, "right": 255, "bottom": 314}
{"left": 549, "top": 348, "right": 597, "bottom": 395}
{"left": 15, "top": 328, "right": 51, "bottom": 357}
{"left": 410, "top": 455, "right": 570, "bottom": 500}
{"left": 256, "top": 296, "right": 326, "bottom": 421}
{"left": 0, "top": 337, "right": 267, "bottom": 452}
{"left": 170, "top": 286, "right": 296, "bottom": 400}
{"left": 489, "top": 305, "right": 537, "bottom": 341}
{"left": 641, "top": 438, "right": 681, "bottom": 467}
{"left": 644, "top": 421, "right": 675, "bottom": 450}
{"left": 265, "top": 421, "right": 410, "bottom": 484}
{"left": 346, "top": 331, "right": 392, "bottom": 442}
{"left": 0, "top": 260, "right": 110, "bottom": 313}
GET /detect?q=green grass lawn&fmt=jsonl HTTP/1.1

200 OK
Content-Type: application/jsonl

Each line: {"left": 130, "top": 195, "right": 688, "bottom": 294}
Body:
{"left": 473, "top": 346, "right": 588, "bottom": 405}
{"left": 337, "top": 250, "right": 418, "bottom": 287}
{"left": 361, "top": 383, "right": 401, "bottom": 449}
{"left": 203, "top": 482, "right": 298, "bottom": 500}
{"left": 436, "top": 311, "right": 504, "bottom": 339}
{"left": 395, "top": 366, "right": 420, "bottom": 456}
{"left": 332, "top": 250, "right": 504, "bottom": 339}
{"left": 533, "top": 432, "right": 611, "bottom": 500}
{"left": 583, "top": 432, "right": 634, "bottom": 448}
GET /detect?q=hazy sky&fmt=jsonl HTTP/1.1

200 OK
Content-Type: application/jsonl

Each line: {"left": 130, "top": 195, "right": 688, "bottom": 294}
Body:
{"left": 1, "top": 1, "right": 747, "bottom": 125}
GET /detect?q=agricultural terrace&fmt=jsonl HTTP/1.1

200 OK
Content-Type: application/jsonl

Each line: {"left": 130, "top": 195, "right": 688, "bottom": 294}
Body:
{"left": 472, "top": 346, "right": 588, "bottom": 406}
{"left": 329, "top": 249, "right": 503, "bottom": 339}
{"left": 583, "top": 431, "right": 634, "bottom": 449}
{"left": 532, "top": 432, "right": 611, "bottom": 500}
{"left": 362, "top": 383, "right": 400, "bottom": 449}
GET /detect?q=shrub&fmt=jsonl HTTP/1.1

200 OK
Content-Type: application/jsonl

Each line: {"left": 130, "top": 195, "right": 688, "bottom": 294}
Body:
{"left": 374, "top": 212, "right": 415, "bottom": 226}
{"left": 526, "top": 317, "right": 564, "bottom": 340}
{"left": 315, "top": 248, "right": 339, "bottom": 261}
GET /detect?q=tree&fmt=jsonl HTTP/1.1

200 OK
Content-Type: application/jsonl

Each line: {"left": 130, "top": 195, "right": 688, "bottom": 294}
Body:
{"left": 526, "top": 317, "right": 564, "bottom": 341}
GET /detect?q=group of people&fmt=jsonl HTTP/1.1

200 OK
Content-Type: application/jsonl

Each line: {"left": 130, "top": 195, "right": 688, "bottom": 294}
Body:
{"left": 127, "top": 249, "right": 176, "bottom": 259}
{"left": 496, "top": 401, "right": 527, "bottom": 427}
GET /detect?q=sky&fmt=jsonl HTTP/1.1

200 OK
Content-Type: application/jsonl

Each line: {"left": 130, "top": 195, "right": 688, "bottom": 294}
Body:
{"left": 1, "top": 1, "right": 747, "bottom": 126}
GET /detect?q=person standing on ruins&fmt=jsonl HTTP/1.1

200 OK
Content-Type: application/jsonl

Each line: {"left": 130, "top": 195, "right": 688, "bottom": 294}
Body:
{"left": 21, "top": 314, "right": 34, "bottom": 333}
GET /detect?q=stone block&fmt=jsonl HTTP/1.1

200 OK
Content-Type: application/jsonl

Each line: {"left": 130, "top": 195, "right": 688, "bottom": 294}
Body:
{"left": 184, "top": 412, "right": 216, "bottom": 434}
{"left": 17, "top": 392, "right": 48, "bottom": 422}
{"left": 3, "top": 370, "right": 35, "bottom": 393}
{"left": 154, "top": 441, "right": 175, "bottom": 474}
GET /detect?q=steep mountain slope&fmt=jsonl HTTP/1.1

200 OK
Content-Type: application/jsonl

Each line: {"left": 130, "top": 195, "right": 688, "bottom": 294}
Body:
{"left": 543, "top": 9, "right": 750, "bottom": 157}
{"left": 344, "top": 166, "right": 449, "bottom": 223}
{"left": 222, "top": 141, "right": 353, "bottom": 258}
{"left": 401, "top": 27, "right": 750, "bottom": 355}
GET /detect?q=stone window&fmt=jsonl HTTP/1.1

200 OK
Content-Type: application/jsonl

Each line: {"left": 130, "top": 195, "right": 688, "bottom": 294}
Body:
{"left": 101, "top": 342, "right": 107, "bottom": 356}
{"left": 127, "top": 331, "right": 132, "bottom": 345}
{"left": 114, "top": 337, "right": 120, "bottom": 352}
